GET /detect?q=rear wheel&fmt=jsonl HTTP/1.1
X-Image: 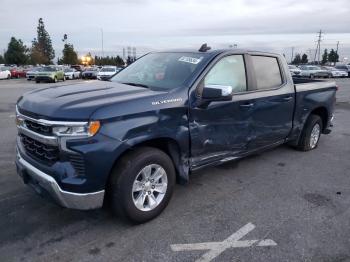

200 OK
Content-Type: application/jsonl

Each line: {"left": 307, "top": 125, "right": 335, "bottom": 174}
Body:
{"left": 310, "top": 74, "right": 314, "bottom": 79}
{"left": 53, "top": 76, "right": 58, "bottom": 83}
{"left": 297, "top": 115, "right": 323, "bottom": 151}
{"left": 109, "top": 147, "right": 176, "bottom": 224}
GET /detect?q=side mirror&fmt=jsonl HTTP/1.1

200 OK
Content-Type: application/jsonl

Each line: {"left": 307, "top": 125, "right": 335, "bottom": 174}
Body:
{"left": 202, "top": 85, "right": 233, "bottom": 101}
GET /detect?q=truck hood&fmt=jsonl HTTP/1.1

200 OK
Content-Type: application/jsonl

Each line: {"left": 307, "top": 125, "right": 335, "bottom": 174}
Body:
{"left": 17, "top": 81, "right": 166, "bottom": 120}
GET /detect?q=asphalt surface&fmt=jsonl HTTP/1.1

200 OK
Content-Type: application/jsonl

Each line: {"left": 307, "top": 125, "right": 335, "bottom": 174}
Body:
{"left": 0, "top": 78, "right": 350, "bottom": 262}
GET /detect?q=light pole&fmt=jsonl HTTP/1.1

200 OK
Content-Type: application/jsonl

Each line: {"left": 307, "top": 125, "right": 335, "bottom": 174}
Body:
{"left": 101, "top": 28, "right": 104, "bottom": 58}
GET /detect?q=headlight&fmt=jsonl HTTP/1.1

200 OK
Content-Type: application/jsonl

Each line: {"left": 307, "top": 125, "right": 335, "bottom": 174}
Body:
{"left": 52, "top": 121, "right": 100, "bottom": 137}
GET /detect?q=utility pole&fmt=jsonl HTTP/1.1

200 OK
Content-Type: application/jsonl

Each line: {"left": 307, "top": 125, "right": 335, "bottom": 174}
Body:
{"left": 101, "top": 28, "right": 104, "bottom": 58}
{"left": 291, "top": 47, "right": 294, "bottom": 64}
{"left": 336, "top": 41, "right": 339, "bottom": 55}
{"left": 313, "top": 30, "right": 322, "bottom": 64}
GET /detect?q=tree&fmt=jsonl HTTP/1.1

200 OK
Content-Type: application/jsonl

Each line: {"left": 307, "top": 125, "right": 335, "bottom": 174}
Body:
{"left": 301, "top": 53, "right": 308, "bottom": 64}
{"left": 328, "top": 49, "right": 339, "bottom": 65}
{"left": 321, "top": 49, "right": 328, "bottom": 65}
{"left": 292, "top": 53, "right": 302, "bottom": 65}
{"left": 95, "top": 55, "right": 125, "bottom": 67}
{"left": 30, "top": 18, "right": 55, "bottom": 64}
{"left": 61, "top": 43, "right": 78, "bottom": 65}
{"left": 4, "top": 37, "right": 28, "bottom": 65}
{"left": 0, "top": 55, "right": 4, "bottom": 64}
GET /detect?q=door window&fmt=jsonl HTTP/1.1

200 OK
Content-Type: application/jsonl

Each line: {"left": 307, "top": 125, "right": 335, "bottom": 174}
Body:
{"left": 251, "top": 56, "right": 283, "bottom": 90}
{"left": 204, "top": 55, "right": 247, "bottom": 93}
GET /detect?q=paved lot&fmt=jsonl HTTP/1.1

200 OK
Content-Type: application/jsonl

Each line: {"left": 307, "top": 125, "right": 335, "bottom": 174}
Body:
{"left": 0, "top": 78, "right": 350, "bottom": 262}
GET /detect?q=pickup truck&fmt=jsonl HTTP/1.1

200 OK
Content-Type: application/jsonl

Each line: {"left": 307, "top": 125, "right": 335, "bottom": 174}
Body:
{"left": 15, "top": 47, "right": 336, "bottom": 223}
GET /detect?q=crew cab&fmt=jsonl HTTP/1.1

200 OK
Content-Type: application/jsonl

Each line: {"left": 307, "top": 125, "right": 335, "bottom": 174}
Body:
{"left": 15, "top": 47, "right": 336, "bottom": 223}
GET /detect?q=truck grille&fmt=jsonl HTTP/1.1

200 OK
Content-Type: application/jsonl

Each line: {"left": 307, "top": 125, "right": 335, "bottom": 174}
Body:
{"left": 20, "top": 134, "right": 59, "bottom": 164}
{"left": 25, "top": 120, "right": 52, "bottom": 136}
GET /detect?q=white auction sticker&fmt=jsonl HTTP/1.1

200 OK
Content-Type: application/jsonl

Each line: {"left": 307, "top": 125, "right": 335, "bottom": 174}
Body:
{"left": 178, "top": 56, "right": 203, "bottom": 64}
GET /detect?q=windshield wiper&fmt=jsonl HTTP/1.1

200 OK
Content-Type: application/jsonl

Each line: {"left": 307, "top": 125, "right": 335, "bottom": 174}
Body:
{"left": 121, "top": 82, "right": 149, "bottom": 88}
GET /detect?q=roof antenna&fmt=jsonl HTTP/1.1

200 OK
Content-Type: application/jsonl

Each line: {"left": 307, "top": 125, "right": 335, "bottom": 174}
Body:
{"left": 198, "top": 43, "right": 211, "bottom": 52}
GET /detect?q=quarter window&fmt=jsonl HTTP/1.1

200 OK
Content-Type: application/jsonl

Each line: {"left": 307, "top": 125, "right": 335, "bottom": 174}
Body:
{"left": 204, "top": 55, "right": 247, "bottom": 93}
{"left": 251, "top": 56, "right": 283, "bottom": 90}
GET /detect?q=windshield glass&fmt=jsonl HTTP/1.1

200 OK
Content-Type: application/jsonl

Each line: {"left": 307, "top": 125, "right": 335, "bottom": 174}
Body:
{"left": 64, "top": 68, "right": 73, "bottom": 72}
{"left": 42, "top": 67, "right": 56, "bottom": 72}
{"left": 85, "top": 68, "right": 98, "bottom": 72}
{"left": 110, "top": 52, "right": 204, "bottom": 90}
{"left": 288, "top": 65, "right": 297, "bottom": 69}
{"left": 101, "top": 68, "right": 116, "bottom": 72}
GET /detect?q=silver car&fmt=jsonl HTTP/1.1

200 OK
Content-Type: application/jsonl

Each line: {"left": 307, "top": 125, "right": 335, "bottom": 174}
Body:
{"left": 299, "top": 65, "right": 330, "bottom": 78}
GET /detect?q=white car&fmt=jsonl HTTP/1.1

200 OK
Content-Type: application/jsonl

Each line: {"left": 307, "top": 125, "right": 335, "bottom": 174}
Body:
{"left": 64, "top": 68, "right": 81, "bottom": 79}
{"left": 322, "top": 66, "right": 348, "bottom": 78}
{"left": 288, "top": 65, "right": 301, "bottom": 77}
{"left": 97, "top": 66, "right": 118, "bottom": 81}
{"left": 26, "top": 67, "right": 42, "bottom": 80}
{"left": 299, "top": 65, "right": 331, "bottom": 78}
{"left": 0, "top": 67, "right": 11, "bottom": 79}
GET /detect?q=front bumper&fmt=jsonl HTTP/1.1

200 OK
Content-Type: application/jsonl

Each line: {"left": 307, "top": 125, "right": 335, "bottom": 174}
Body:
{"left": 36, "top": 76, "right": 54, "bottom": 82}
{"left": 16, "top": 149, "right": 105, "bottom": 210}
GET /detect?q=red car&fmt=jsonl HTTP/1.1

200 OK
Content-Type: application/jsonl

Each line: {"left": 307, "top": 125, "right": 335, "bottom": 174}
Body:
{"left": 10, "top": 68, "right": 27, "bottom": 78}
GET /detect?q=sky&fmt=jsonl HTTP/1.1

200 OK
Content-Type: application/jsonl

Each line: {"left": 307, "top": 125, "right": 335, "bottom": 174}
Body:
{"left": 1, "top": 0, "right": 350, "bottom": 63}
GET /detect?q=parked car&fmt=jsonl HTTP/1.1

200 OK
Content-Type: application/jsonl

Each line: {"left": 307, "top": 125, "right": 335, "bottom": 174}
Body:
{"left": 64, "top": 68, "right": 81, "bottom": 80}
{"left": 71, "top": 65, "right": 84, "bottom": 73}
{"left": 288, "top": 65, "right": 301, "bottom": 77}
{"left": 97, "top": 66, "right": 118, "bottom": 81}
{"left": 26, "top": 67, "right": 42, "bottom": 81}
{"left": 322, "top": 66, "right": 348, "bottom": 78}
{"left": 15, "top": 49, "right": 336, "bottom": 223}
{"left": 10, "top": 67, "right": 27, "bottom": 78}
{"left": 299, "top": 65, "right": 331, "bottom": 78}
{"left": 35, "top": 66, "right": 65, "bottom": 83}
{"left": 334, "top": 64, "right": 350, "bottom": 77}
{"left": 82, "top": 67, "right": 99, "bottom": 79}
{"left": 0, "top": 66, "right": 11, "bottom": 79}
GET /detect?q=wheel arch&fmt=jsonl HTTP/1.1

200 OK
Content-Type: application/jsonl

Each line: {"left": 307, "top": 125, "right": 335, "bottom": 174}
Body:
{"left": 110, "top": 137, "right": 190, "bottom": 185}
{"left": 309, "top": 106, "right": 328, "bottom": 132}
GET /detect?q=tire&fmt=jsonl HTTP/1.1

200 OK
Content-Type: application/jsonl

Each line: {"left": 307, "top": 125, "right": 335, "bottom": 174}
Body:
{"left": 63, "top": 76, "right": 66, "bottom": 81}
{"left": 297, "top": 115, "right": 323, "bottom": 151}
{"left": 109, "top": 147, "right": 176, "bottom": 224}
{"left": 53, "top": 76, "right": 57, "bottom": 83}
{"left": 7, "top": 74, "right": 11, "bottom": 79}
{"left": 36, "top": 80, "right": 40, "bottom": 83}
{"left": 310, "top": 74, "right": 314, "bottom": 79}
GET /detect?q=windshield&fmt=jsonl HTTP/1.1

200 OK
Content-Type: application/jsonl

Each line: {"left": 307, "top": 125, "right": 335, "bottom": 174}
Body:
{"left": 64, "top": 68, "right": 73, "bottom": 72}
{"left": 101, "top": 68, "right": 116, "bottom": 72}
{"left": 85, "top": 68, "right": 98, "bottom": 72}
{"left": 110, "top": 52, "right": 204, "bottom": 90}
{"left": 288, "top": 65, "right": 297, "bottom": 69}
{"left": 42, "top": 67, "right": 56, "bottom": 72}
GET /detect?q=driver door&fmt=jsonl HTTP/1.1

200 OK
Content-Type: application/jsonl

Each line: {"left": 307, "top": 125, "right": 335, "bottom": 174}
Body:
{"left": 189, "top": 54, "right": 253, "bottom": 168}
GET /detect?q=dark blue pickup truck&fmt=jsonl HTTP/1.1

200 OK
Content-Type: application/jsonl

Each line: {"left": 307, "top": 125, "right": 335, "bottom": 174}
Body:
{"left": 15, "top": 47, "right": 336, "bottom": 223}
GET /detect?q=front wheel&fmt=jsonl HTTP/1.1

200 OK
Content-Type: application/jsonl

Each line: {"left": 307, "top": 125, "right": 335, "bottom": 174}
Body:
{"left": 297, "top": 115, "right": 323, "bottom": 151}
{"left": 109, "top": 147, "right": 176, "bottom": 224}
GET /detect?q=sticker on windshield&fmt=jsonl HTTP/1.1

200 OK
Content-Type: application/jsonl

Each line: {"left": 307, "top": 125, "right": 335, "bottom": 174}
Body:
{"left": 178, "top": 56, "right": 202, "bottom": 64}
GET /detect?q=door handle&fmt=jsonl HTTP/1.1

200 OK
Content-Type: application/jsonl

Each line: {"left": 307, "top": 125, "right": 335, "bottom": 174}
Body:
{"left": 240, "top": 103, "right": 254, "bottom": 108}
{"left": 282, "top": 96, "right": 293, "bottom": 101}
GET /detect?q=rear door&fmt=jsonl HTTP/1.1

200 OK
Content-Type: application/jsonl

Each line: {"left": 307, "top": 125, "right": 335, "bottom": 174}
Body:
{"left": 245, "top": 54, "right": 295, "bottom": 149}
